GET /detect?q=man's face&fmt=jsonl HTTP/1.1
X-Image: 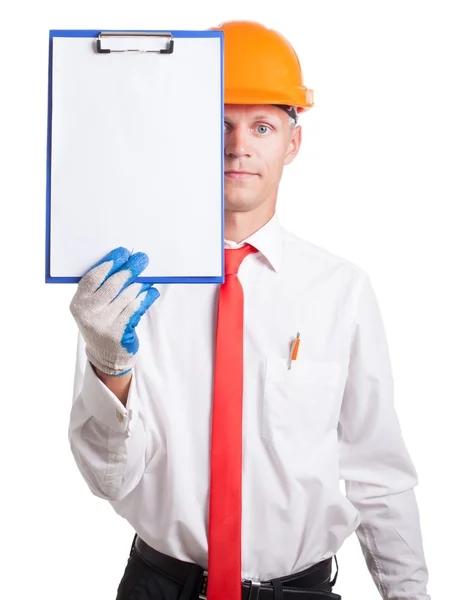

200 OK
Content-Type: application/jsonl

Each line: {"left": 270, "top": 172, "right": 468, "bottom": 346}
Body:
{"left": 224, "top": 104, "right": 301, "bottom": 213}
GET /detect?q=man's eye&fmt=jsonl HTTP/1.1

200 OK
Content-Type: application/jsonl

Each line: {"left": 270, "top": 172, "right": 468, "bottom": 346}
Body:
{"left": 257, "top": 125, "right": 270, "bottom": 134}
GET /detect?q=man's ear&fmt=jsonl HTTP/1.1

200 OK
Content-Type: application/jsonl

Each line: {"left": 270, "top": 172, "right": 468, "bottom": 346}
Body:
{"left": 284, "top": 125, "right": 302, "bottom": 166}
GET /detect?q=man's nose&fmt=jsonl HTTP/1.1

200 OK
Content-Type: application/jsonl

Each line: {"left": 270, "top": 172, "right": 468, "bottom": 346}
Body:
{"left": 224, "top": 127, "right": 253, "bottom": 158}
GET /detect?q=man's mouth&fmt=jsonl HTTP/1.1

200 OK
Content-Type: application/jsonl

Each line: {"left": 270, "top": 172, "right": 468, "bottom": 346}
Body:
{"left": 224, "top": 171, "right": 257, "bottom": 180}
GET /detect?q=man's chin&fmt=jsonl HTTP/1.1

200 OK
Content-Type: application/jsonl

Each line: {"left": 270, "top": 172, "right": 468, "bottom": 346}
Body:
{"left": 224, "top": 193, "right": 257, "bottom": 209}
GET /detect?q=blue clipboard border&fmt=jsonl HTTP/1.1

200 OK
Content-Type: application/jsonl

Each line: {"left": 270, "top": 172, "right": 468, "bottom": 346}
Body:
{"left": 45, "top": 29, "right": 225, "bottom": 284}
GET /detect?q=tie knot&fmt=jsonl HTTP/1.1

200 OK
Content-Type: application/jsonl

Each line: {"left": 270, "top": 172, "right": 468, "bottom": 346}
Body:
{"left": 224, "top": 244, "right": 258, "bottom": 275}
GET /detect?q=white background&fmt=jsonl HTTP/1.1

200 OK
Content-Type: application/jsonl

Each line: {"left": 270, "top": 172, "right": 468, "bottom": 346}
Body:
{"left": 1, "top": 1, "right": 467, "bottom": 598}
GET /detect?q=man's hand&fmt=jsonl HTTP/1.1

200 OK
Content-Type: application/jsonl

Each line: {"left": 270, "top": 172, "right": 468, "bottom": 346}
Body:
{"left": 69, "top": 246, "right": 160, "bottom": 376}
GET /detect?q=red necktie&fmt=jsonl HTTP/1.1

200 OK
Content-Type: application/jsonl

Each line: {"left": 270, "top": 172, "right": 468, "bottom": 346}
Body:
{"left": 207, "top": 244, "right": 259, "bottom": 600}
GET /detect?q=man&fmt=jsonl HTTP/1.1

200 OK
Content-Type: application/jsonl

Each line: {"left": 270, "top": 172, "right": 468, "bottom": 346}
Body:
{"left": 69, "top": 20, "right": 431, "bottom": 600}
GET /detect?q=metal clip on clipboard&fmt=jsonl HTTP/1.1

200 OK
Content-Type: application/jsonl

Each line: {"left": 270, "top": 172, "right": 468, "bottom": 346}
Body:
{"left": 96, "top": 31, "right": 174, "bottom": 54}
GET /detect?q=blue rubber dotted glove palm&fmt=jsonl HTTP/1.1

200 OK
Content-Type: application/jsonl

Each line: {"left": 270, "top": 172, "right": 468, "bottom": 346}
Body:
{"left": 69, "top": 247, "right": 160, "bottom": 376}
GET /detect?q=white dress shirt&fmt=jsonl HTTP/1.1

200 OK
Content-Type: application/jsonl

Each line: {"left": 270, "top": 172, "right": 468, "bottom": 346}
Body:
{"left": 69, "top": 212, "right": 430, "bottom": 599}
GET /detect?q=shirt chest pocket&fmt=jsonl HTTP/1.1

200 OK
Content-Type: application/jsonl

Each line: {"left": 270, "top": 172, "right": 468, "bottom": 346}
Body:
{"left": 262, "top": 357, "right": 342, "bottom": 454}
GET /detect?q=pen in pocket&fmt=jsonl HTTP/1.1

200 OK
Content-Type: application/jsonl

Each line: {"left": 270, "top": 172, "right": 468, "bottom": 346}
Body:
{"left": 288, "top": 332, "right": 301, "bottom": 369}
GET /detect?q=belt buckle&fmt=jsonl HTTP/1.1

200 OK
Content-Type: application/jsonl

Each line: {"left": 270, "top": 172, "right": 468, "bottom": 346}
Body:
{"left": 243, "top": 578, "right": 261, "bottom": 600}
{"left": 199, "top": 570, "right": 208, "bottom": 600}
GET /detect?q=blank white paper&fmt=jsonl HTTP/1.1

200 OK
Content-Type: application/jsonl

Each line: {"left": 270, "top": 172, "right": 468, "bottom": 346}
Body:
{"left": 49, "top": 33, "right": 223, "bottom": 281}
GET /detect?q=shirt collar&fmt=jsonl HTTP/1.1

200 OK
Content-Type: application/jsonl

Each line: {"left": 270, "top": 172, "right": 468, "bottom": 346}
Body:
{"left": 223, "top": 212, "right": 283, "bottom": 273}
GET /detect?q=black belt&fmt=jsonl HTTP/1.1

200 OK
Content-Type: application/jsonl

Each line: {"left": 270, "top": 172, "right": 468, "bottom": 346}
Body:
{"left": 132, "top": 534, "right": 341, "bottom": 600}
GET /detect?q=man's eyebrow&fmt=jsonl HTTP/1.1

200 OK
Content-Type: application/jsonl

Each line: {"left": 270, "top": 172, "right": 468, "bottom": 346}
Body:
{"left": 224, "top": 113, "right": 281, "bottom": 123}
{"left": 252, "top": 113, "right": 280, "bottom": 120}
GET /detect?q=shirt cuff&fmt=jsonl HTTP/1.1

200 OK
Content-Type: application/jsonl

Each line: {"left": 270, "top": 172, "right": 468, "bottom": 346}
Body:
{"left": 81, "top": 359, "right": 138, "bottom": 434}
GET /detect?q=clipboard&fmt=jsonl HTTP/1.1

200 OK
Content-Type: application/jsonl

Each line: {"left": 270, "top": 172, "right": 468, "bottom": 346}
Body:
{"left": 45, "top": 29, "right": 224, "bottom": 284}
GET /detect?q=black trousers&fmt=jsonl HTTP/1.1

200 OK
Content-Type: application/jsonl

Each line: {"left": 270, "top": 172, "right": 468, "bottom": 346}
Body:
{"left": 115, "top": 546, "right": 186, "bottom": 600}
{"left": 115, "top": 534, "right": 339, "bottom": 600}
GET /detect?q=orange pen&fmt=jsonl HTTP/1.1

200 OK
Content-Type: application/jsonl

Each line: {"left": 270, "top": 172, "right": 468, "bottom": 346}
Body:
{"left": 288, "top": 332, "right": 300, "bottom": 369}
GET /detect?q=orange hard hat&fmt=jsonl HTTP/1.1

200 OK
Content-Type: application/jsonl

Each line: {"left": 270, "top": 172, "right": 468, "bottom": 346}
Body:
{"left": 211, "top": 20, "right": 314, "bottom": 113}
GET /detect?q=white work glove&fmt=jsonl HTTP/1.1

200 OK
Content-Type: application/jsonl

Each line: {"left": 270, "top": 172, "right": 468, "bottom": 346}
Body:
{"left": 69, "top": 246, "right": 160, "bottom": 376}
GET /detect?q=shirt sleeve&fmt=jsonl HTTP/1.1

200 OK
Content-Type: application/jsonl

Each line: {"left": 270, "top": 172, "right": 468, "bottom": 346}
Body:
{"left": 68, "top": 330, "right": 148, "bottom": 501}
{"left": 338, "top": 272, "right": 431, "bottom": 600}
